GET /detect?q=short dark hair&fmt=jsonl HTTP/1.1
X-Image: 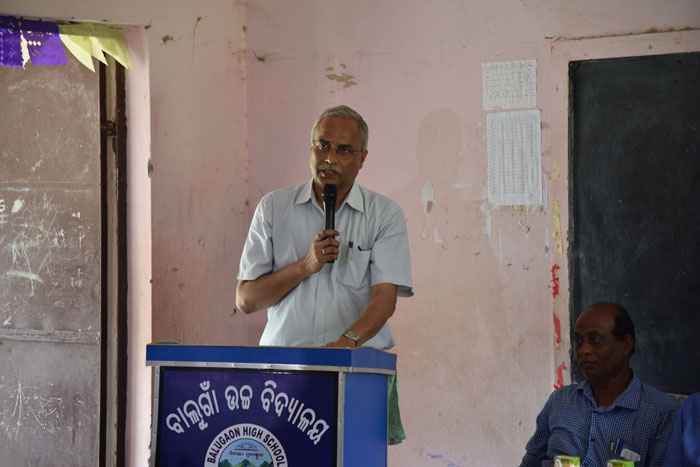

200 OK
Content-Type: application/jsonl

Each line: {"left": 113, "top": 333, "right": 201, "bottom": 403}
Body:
{"left": 610, "top": 304, "right": 636, "bottom": 356}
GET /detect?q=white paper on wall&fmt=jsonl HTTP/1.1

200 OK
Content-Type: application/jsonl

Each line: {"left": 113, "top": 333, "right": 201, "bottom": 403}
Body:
{"left": 487, "top": 110, "right": 542, "bottom": 206}
{"left": 482, "top": 59, "right": 536, "bottom": 110}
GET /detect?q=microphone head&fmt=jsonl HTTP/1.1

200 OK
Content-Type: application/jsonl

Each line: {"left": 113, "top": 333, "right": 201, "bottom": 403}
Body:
{"left": 322, "top": 184, "right": 337, "bottom": 203}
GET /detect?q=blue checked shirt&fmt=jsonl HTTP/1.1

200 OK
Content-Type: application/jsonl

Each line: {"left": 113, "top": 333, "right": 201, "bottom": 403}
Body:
{"left": 521, "top": 375, "right": 679, "bottom": 467}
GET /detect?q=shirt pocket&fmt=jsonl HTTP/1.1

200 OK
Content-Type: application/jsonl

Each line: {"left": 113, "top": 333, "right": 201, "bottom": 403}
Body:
{"left": 340, "top": 249, "right": 371, "bottom": 289}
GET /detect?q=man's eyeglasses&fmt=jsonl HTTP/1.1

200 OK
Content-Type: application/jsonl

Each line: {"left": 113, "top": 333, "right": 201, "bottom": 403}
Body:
{"left": 312, "top": 140, "right": 364, "bottom": 158}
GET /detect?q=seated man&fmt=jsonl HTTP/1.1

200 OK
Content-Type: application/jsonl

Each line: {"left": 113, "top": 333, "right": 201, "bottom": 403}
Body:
{"left": 662, "top": 392, "right": 700, "bottom": 467}
{"left": 521, "top": 303, "right": 679, "bottom": 467}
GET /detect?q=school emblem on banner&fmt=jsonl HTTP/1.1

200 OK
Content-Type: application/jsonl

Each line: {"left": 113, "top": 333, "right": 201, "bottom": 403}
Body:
{"left": 205, "top": 423, "right": 287, "bottom": 467}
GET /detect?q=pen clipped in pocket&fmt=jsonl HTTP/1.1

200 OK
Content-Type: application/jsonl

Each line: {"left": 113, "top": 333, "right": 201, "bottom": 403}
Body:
{"left": 341, "top": 242, "right": 370, "bottom": 289}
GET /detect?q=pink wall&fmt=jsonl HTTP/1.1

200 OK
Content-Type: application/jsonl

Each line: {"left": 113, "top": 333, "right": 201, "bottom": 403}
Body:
{"left": 242, "top": 1, "right": 700, "bottom": 465}
{"left": 2, "top": 0, "right": 699, "bottom": 465}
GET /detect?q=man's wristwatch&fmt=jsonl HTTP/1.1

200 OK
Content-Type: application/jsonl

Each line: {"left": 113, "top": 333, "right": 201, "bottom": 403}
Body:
{"left": 342, "top": 330, "right": 361, "bottom": 347}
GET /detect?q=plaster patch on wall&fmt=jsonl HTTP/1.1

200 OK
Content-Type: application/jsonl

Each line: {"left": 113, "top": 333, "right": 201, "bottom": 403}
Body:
{"left": 518, "top": 220, "right": 532, "bottom": 239}
{"left": 451, "top": 182, "right": 473, "bottom": 189}
{"left": 432, "top": 228, "right": 443, "bottom": 244}
{"left": 552, "top": 199, "right": 563, "bottom": 254}
{"left": 421, "top": 230, "right": 428, "bottom": 239}
{"left": 325, "top": 66, "right": 357, "bottom": 88}
{"left": 421, "top": 180, "right": 439, "bottom": 213}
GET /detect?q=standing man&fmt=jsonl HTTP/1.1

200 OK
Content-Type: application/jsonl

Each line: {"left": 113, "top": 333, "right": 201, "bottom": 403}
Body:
{"left": 236, "top": 104, "right": 413, "bottom": 350}
{"left": 521, "top": 303, "right": 679, "bottom": 467}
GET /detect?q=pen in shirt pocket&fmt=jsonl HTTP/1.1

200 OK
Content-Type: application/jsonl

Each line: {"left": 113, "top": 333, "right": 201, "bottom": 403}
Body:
{"left": 609, "top": 439, "right": 640, "bottom": 463}
{"left": 348, "top": 241, "right": 368, "bottom": 251}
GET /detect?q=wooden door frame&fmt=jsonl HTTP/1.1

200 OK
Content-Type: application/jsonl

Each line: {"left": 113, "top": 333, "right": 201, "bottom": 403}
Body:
{"left": 100, "top": 59, "right": 128, "bottom": 467}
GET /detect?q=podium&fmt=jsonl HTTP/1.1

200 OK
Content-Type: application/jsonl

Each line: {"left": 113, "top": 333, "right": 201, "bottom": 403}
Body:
{"left": 146, "top": 344, "right": 396, "bottom": 466}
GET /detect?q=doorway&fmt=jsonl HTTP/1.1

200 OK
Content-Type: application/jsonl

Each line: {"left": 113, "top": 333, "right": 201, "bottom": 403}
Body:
{"left": 0, "top": 26, "right": 127, "bottom": 465}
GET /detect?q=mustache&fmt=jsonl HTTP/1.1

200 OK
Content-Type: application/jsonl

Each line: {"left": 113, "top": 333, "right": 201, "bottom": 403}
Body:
{"left": 318, "top": 162, "right": 342, "bottom": 175}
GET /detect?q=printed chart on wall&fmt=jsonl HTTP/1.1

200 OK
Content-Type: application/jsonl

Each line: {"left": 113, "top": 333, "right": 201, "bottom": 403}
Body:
{"left": 482, "top": 59, "right": 542, "bottom": 207}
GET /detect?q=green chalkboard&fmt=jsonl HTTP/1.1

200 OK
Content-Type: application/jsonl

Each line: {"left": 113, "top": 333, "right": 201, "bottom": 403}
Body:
{"left": 569, "top": 52, "right": 700, "bottom": 395}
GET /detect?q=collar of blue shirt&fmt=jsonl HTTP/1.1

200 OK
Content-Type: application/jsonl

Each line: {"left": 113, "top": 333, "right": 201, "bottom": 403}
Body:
{"left": 577, "top": 373, "right": 641, "bottom": 411}
{"left": 296, "top": 179, "right": 365, "bottom": 213}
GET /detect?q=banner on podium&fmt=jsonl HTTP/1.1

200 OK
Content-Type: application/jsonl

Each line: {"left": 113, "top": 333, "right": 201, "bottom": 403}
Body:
{"left": 156, "top": 368, "right": 337, "bottom": 466}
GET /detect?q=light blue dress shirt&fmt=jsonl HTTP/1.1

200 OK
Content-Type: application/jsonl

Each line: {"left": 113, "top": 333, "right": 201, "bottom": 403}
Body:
{"left": 238, "top": 179, "right": 413, "bottom": 349}
{"left": 521, "top": 375, "right": 679, "bottom": 467}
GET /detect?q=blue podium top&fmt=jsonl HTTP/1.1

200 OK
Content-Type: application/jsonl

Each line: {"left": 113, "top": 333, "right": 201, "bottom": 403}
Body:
{"left": 146, "top": 343, "right": 396, "bottom": 373}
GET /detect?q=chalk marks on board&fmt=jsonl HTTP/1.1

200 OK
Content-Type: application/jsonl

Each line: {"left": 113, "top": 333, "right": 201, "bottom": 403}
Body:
{"left": 0, "top": 372, "right": 66, "bottom": 440}
{"left": 10, "top": 198, "right": 24, "bottom": 214}
{"left": 0, "top": 198, "right": 6, "bottom": 228}
{"left": 0, "top": 188, "right": 99, "bottom": 330}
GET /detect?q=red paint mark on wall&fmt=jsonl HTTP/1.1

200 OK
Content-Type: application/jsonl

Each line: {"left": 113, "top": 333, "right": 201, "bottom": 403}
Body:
{"left": 553, "top": 313, "right": 561, "bottom": 344}
{"left": 554, "top": 362, "right": 566, "bottom": 389}
{"left": 231, "top": 308, "right": 237, "bottom": 316}
{"left": 548, "top": 264, "right": 561, "bottom": 298}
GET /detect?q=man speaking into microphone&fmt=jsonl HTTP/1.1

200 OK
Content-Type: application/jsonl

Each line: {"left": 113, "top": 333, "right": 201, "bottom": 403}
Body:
{"left": 236, "top": 104, "right": 413, "bottom": 350}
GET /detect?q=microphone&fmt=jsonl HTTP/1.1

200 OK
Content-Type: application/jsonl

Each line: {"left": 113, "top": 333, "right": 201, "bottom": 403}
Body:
{"left": 322, "top": 184, "right": 337, "bottom": 263}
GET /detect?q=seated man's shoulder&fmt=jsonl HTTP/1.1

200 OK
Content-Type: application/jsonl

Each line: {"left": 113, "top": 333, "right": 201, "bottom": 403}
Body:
{"left": 638, "top": 380, "right": 681, "bottom": 413}
{"left": 549, "top": 382, "right": 583, "bottom": 403}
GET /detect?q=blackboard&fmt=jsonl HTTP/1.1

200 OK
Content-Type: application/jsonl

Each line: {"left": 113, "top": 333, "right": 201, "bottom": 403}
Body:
{"left": 569, "top": 52, "right": 700, "bottom": 395}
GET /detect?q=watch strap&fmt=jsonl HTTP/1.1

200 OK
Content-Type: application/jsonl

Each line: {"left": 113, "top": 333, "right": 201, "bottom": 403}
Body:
{"left": 342, "top": 330, "right": 361, "bottom": 347}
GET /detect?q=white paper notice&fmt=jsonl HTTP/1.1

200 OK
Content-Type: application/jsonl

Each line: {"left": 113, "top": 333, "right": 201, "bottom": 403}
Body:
{"left": 487, "top": 110, "right": 542, "bottom": 206}
{"left": 482, "top": 59, "right": 536, "bottom": 110}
